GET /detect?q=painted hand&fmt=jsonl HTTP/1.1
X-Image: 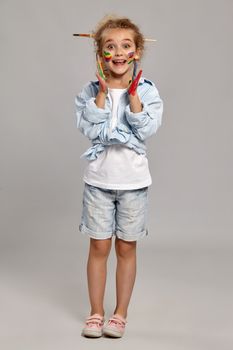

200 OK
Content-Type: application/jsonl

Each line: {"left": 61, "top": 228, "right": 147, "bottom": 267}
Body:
{"left": 96, "top": 54, "right": 108, "bottom": 94}
{"left": 96, "top": 71, "right": 108, "bottom": 95}
{"left": 128, "top": 68, "right": 142, "bottom": 96}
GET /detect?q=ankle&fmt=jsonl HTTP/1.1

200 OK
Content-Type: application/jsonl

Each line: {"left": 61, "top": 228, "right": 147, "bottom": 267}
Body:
{"left": 90, "top": 309, "right": 105, "bottom": 317}
{"left": 113, "top": 309, "right": 127, "bottom": 319}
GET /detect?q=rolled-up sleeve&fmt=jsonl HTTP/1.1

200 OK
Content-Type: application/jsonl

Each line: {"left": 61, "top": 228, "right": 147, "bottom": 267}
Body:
{"left": 75, "top": 84, "right": 111, "bottom": 141}
{"left": 125, "top": 85, "right": 163, "bottom": 141}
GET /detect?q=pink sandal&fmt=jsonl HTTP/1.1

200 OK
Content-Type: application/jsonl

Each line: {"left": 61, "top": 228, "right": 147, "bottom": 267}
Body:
{"left": 103, "top": 314, "right": 127, "bottom": 338}
{"left": 82, "top": 313, "right": 105, "bottom": 338}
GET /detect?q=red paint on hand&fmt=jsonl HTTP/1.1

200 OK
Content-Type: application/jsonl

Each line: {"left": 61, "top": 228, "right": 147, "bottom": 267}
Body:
{"left": 128, "top": 69, "right": 142, "bottom": 96}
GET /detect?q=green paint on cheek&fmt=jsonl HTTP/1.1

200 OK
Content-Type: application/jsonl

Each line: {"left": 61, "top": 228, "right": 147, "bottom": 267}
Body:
{"left": 103, "top": 51, "right": 112, "bottom": 61}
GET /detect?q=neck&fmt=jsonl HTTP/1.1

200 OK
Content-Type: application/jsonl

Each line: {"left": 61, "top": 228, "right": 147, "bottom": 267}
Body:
{"left": 106, "top": 72, "right": 132, "bottom": 89}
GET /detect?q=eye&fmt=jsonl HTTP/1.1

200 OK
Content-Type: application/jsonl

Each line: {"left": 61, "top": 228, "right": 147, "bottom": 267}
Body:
{"left": 106, "top": 44, "right": 114, "bottom": 49}
{"left": 123, "top": 44, "right": 131, "bottom": 49}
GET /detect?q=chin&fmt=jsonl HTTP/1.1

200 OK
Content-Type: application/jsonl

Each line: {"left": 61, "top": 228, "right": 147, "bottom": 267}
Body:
{"left": 110, "top": 67, "right": 130, "bottom": 77}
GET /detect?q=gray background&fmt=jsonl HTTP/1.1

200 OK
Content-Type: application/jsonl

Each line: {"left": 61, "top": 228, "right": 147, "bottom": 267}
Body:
{"left": 0, "top": 0, "right": 232, "bottom": 349}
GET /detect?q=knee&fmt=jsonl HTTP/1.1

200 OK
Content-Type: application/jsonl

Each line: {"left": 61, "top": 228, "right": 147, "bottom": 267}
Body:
{"left": 90, "top": 238, "right": 112, "bottom": 258}
{"left": 115, "top": 238, "right": 136, "bottom": 259}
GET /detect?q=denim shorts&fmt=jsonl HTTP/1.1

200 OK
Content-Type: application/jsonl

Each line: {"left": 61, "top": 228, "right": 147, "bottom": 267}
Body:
{"left": 79, "top": 183, "right": 149, "bottom": 241}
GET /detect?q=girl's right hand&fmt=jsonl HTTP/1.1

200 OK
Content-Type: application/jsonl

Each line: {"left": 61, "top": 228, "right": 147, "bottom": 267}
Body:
{"left": 96, "top": 54, "right": 108, "bottom": 95}
{"left": 96, "top": 71, "right": 108, "bottom": 95}
{"left": 95, "top": 71, "right": 108, "bottom": 108}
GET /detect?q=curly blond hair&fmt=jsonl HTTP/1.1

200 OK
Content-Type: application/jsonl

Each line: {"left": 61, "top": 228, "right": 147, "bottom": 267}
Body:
{"left": 93, "top": 15, "right": 145, "bottom": 57}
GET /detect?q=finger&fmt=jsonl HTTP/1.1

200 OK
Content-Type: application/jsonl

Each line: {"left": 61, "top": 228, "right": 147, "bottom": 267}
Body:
{"left": 96, "top": 54, "right": 106, "bottom": 80}
{"left": 133, "top": 61, "right": 138, "bottom": 80}
{"left": 96, "top": 72, "right": 107, "bottom": 93}
{"left": 128, "top": 69, "right": 142, "bottom": 96}
{"left": 96, "top": 72, "right": 102, "bottom": 81}
{"left": 96, "top": 72, "right": 105, "bottom": 86}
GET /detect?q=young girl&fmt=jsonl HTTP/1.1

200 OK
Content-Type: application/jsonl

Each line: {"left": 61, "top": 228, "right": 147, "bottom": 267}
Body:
{"left": 75, "top": 16, "right": 163, "bottom": 338}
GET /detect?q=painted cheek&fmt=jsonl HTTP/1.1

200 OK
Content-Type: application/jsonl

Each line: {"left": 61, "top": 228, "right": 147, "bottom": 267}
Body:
{"left": 127, "top": 51, "right": 135, "bottom": 65}
{"left": 128, "top": 51, "right": 135, "bottom": 58}
{"left": 103, "top": 51, "right": 112, "bottom": 62}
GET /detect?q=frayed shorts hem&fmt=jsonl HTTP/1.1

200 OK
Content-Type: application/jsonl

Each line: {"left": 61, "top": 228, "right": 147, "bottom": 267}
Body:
{"left": 79, "top": 223, "right": 148, "bottom": 242}
{"left": 116, "top": 229, "right": 149, "bottom": 242}
{"left": 79, "top": 223, "right": 112, "bottom": 240}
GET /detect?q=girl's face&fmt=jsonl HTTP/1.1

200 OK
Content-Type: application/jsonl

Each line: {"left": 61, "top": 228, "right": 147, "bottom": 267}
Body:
{"left": 101, "top": 28, "right": 140, "bottom": 78}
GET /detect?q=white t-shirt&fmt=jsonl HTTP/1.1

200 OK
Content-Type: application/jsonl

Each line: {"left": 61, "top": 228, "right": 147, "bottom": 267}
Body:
{"left": 83, "top": 88, "right": 152, "bottom": 190}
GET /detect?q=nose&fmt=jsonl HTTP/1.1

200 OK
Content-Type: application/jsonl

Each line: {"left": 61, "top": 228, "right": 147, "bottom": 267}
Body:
{"left": 115, "top": 46, "right": 123, "bottom": 56}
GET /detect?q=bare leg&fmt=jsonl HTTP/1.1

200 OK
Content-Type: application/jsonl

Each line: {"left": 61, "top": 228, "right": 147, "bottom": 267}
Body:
{"left": 114, "top": 237, "right": 137, "bottom": 319}
{"left": 87, "top": 238, "right": 112, "bottom": 316}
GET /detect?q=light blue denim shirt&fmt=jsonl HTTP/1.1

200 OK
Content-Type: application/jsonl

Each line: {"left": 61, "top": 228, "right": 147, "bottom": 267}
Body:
{"left": 75, "top": 77, "right": 163, "bottom": 160}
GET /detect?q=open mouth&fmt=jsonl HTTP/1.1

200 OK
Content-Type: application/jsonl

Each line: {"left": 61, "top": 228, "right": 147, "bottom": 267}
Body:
{"left": 112, "top": 59, "right": 127, "bottom": 66}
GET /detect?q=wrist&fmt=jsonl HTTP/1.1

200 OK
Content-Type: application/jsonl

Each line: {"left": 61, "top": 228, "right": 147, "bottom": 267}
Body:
{"left": 99, "top": 89, "right": 108, "bottom": 96}
{"left": 129, "top": 93, "right": 143, "bottom": 113}
{"left": 128, "top": 91, "right": 138, "bottom": 98}
{"left": 95, "top": 90, "right": 107, "bottom": 109}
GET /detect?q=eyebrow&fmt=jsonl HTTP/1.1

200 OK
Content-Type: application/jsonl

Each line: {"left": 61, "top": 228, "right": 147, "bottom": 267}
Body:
{"left": 104, "top": 38, "right": 133, "bottom": 44}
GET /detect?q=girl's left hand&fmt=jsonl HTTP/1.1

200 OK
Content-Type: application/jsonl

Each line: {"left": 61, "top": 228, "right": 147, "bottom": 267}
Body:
{"left": 128, "top": 63, "right": 143, "bottom": 113}
{"left": 128, "top": 69, "right": 143, "bottom": 96}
